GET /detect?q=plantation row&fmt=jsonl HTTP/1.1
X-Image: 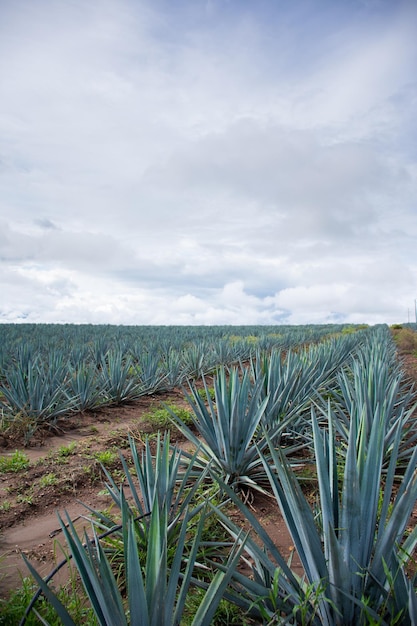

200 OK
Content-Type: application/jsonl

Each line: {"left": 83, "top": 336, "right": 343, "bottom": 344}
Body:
{"left": 0, "top": 323, "right": 366, "bottom": 443}
{"left": 15, "top": 323, "right": 417, "bottom": 625}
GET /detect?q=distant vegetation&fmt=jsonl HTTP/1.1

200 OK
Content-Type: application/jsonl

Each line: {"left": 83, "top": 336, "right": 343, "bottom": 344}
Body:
{"left": 391, "top": 324, "right": 417, "bottom": 355}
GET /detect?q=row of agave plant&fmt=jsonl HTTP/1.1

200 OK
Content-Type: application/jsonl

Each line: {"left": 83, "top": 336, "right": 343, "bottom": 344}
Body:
{"left": 0, "top": 323, "right": 347, "bottom": 364}
{"left": 20, "top": 325, "right": 417, "bottom": 624}
{"left": 0, "top": 325, "right": 365, "bottom": 443}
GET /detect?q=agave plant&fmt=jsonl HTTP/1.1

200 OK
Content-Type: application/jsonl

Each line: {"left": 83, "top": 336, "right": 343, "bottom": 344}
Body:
{"left": 251, "top": 335, "right": 357, "bottom": 438}
{"left": 95, "top": 432, "right": 210, "bottom": 545}
{"left": 168, "top": 366, "right": 272, "bottom": 493}
{"left": 160, "top": 347, "right": 186, "bottom": 388}
{"left": 98, "top": 350, "right": 143, "bottom": 405}
{"left": 211, "top": 404, "right": 417, "bottom": 625}
{"left": 0, "top": 356, "right": 74, "bottom": 441}
{"left": 182, "top": 342, "right": 214, "bottom": 379}
{"left": 67, "top": 363, "right": 104, "bottom": 411}
{"left": 20, "top": 432, "right": 246, "bottom": 625}
{"left": 132, "top": 347, "right": 168, "bottom": 394}
{"left": 22, "top": 497, "right": 246, "bottom": 626}
{"left": 320, "top": 333, "right": 417, "bottom": 467}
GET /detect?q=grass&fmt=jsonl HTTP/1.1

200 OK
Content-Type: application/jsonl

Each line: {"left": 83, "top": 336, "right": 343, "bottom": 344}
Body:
{"left": 16, "top": 493, "right": 34, "bottom": 505}
{"left": 0, "top": 450, "right": 30, "bottom": 473}
{"left": 391, "top": 326, "right": 417, "bottom": 354}
{"left": 0, "top": 576, "right": 97, "bottom": 625}
{"left": 93, "top": 449, "right": 119, "bottom": 467}
{"left": 142, "top": 403, "right": 194, "bottom": 430}
{"left": 197, "top": 386, "right": 216, "bottom": 402}
{"left": 56, "top": 441, "right": 78, "bottom": 457}
{"left": 38, "top": 472, "right": 58, "bottom": 488}
{"left": 183, "top": 589, "right": 254, "bottom": 625}
{"left": 45, "top": 441, "right": 79, "bottom": 465}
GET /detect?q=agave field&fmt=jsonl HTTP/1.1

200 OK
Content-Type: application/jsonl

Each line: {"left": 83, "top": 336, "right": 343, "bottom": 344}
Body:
{"left": 0, "top": 323, "right": 344, "bottom": 444}
{"left": 1, "top": 322, "right": 417, "bottom": 625}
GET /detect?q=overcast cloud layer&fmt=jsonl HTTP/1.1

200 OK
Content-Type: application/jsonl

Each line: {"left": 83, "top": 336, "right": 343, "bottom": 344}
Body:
{"left": 1, "top": 0, "right": 416, "bottom": 325}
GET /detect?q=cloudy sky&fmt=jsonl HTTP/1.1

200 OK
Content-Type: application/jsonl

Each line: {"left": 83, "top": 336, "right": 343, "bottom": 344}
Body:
{"left": 1, "top": 0, "right": 416, "bottom": 325}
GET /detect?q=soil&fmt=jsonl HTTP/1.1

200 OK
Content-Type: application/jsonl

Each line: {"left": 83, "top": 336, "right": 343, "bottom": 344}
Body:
{"left": 1, "top": 350, "right": 416, "bottom": 604}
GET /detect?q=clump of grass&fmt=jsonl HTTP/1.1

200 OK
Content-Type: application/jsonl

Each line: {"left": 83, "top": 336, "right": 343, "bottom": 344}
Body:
{"left": 0, "top": 576, "right": 97, "bottom": 625}
{"left": 392, "top": 327, "right": 417, "bottom": 354}
{"left": 0, "top": 450, "right": 30, "bottom": 473}
{"left": 197, "top": 386, "right": 216, "bottom": 402}
{"left": 16, "top": 493, "right": 34, "bottom": 505}
{"left": 93, "top": 449, "right": 118, "bottom": 467}
{"left": 38, "top": 472, "right": 58, "bottom": 488}
{"left": 57, "top": 441, "right": 78, "bottom": 457}
{"left": 49, "top": 441, "right": 78, "bottom": 464}
{"left": 143, "top": 403, "right": 194, "bottom": 431}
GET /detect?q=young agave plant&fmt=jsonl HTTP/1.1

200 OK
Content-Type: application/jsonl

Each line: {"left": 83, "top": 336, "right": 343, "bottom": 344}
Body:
{"left": 21, "top": 432, "right": 246, "bottom": 625}
{"left": 212, "top": 405, "right": 417, "bottom": 625}
{"left": 95, "top": 432, "right": 210, "bottom": 545}
{"left": 23, "top": 497, "right": 246, "bottom": 626}
{"left": 168, "top": 366, "right": 271, "bottom": 493}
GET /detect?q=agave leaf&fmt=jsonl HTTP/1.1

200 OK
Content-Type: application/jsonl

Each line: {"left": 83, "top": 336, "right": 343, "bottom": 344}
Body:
{"left": 57, "top": 511, "right": 128, "bottom": 626}
{"left": 190, "top": 536, "right": 247, "bottom": 626}
{"left": 338, "top": 411, "right": 361, "bottom": 573}
{"left": 145, "top": 503, "right": 165, "bottom": 613}
{"left": 127, "top": 516, "right": 148, "bottom": 626}
{"left": 21, "top": 554, "right": 77, "bottom": 626}
{"left": 168, "top": 505, "right": 198, "bottom": 624}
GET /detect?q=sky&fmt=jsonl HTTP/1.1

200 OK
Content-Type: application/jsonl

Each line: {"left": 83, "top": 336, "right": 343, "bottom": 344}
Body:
{"left": 1, "top": 0, "right": 416, "bottom": 326}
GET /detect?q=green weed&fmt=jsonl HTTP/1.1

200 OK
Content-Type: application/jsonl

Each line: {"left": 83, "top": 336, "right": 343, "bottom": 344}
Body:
{"left": 93, "top": 449, "right": 118, "bottom": 467}
{"left": 197, "top": 386, "right": 216, "bottom": 402}
{"left": 39, "top": 472, "right": 58, "bottom": 488}
{"left": 183, "top": 588, "right": 254, "bottom": 625}
{"left": 0, "top": 450, "right": 30, "bottom": 473}
{"left": 0, "top": 576, "right": 97, "bottom": 625}
{"left": 143, "top": 403, "right": 193, "bottom": 430}
{"left": 16, "top": 493, "right": 34, "bottom": 505}
{"left": 391, "top": 327, "right": 417, "bottom": 354}
{"left": 56, "top": 441, "right": 77, "bottom": 457}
